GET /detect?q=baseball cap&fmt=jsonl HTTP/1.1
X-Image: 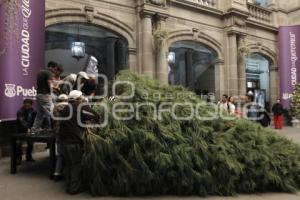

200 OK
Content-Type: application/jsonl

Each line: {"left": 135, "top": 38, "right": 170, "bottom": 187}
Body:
{"left": 58, "top": 94, "right": 68, "bottom": 101}
{"left": 78, "top": 71, "right": 90, "bottom": 80}
{"left": 69, "top": 90, "right": 83, "bottom": 100}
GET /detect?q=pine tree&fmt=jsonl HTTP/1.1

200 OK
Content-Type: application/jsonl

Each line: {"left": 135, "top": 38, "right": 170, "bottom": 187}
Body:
{"left": 291, "top": 84, "right": 300, "bottom": 120}
{"left": 81, "top": 71, "right": 300, "bottom": 196}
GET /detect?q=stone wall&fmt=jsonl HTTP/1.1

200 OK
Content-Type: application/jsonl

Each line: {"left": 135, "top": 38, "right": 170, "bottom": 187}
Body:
{"left": 46, "top": 0, "right": 300, "bottom": 99}
{"left": 288, "top": 9, "right": 300, "bottom": 25}
{"left": 44, "top": 0, "right": 299, "bottom": 103}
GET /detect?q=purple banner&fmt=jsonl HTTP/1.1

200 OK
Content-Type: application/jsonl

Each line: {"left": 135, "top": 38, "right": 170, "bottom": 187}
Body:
{"left": 278, "top": 25, "right": 300, "bottom": 109}
{"left": 0, "top": 0, "right": 45, "bottom": 121}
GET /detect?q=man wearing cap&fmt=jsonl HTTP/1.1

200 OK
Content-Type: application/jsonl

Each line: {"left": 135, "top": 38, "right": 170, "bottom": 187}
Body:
{"left": 74, "top": 72, "right": 90, "bottom": 91}
{"left": 61, "top": 72, "right": 90, "bottom": 95}
{"left": 58, "top": 90, "right": 99, "bottom": 194}
{"left": 52, "top": 64, "right": 64, "bottom": 97}
{"left": 52, "top": 94, "right": 69, "bottom": 181}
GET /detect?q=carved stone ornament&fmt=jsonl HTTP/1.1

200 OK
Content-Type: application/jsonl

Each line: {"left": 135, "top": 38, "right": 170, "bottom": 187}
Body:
{"left": 234, "top": 17, "right": 246, "bottom": 27}
{"left": 149, "top": 0, "right": 166, "bottom": 6}
{"left": 238, "top": 36, "right": 250, "bottom": 58}
{"left": 85, "top": 6, "right": 94, "bottom": 23}
{"left": 256, "top": 42, "right": 263, "bottom": 52}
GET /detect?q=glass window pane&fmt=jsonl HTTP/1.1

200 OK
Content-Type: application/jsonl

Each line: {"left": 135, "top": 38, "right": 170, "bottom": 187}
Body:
{"left": 169, "top": 41, "right": 217, "bottom": 96}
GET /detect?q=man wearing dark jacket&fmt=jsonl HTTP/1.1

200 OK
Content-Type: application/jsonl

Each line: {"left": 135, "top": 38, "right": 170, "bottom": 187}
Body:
{"left": 16, "top": 99, "right": 37, "bottom": 163}
{"left": 272, "top": 99, "right": 284, "bottom": 129}
{"left": 58, "top": 90, "right": 99, "bottom": 195}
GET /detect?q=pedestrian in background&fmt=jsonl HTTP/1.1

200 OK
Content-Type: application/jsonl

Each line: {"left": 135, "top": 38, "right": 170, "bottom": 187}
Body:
{"left": 245, "top": 94, "right": 260, "bottom": 122}
{"left": 218, "top": 94, "right": 230, "bottom": 114}
{"left": 272, "top": 99, "right": 284, "bottom": 129}
{"left": 228, "top": 96, "right": 236, "bottom": 115}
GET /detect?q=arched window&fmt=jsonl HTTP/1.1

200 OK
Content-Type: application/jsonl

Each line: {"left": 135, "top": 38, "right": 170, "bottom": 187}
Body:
{"left": 246, "top": 53, "right": 271, "bottom": 108}
{"left": 45, "top": 23, "right": 128, "bottom": 80}
{"left": 168, "top": 41, "right": 217, "bottom": 96}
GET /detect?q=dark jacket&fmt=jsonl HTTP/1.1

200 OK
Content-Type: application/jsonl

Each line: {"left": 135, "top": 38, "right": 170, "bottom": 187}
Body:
{"left": 259, "top": 111, "right": 271, "bottom": 127}
{"left": 53, "top": 102, "right": 69, "bottom": 135}
{"left": 81, "top": 79, "right": 97, "bottom": 96}
{"left": 272, "top": 103, "right": 284, "bottom": 116}
{"left": 16, "top": 108, "right": 36, "bottom": 133}
{"left": 58, "top": 101, "right": 99, "bottom": 144}
{"left": 247, "top": 103, "right": 259, "bottom": 121}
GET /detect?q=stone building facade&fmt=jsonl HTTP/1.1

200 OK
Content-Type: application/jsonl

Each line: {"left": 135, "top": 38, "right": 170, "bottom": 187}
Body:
{"left": 45, "top": 0, "right": 300, "bottom": 107}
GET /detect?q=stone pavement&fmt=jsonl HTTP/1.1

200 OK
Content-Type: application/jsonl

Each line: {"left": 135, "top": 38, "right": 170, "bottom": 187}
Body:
{"left": 274, "top": 127, "right": 300, "bottom": 144}
{"left": 0, "top": 127, "right": 299, "bottom": 200}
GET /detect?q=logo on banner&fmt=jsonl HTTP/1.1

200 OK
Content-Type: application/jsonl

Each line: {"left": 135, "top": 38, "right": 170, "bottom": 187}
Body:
{"left": 4, "top": 84, "right": 36, "bottom": 98}
{"left": 4, "top": 84, "right": 16, "bottom": 98}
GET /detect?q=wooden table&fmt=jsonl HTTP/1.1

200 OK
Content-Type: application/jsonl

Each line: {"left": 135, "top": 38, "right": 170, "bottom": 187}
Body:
{"left": 10, "top": 133, "right": 56, "bottom": 179}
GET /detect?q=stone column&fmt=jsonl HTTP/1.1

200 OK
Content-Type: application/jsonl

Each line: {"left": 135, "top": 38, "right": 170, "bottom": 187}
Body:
{"left": 156, "top": 16, "right": 168, "bottom": 85}
{"left": 215, "top": 59, "right": 225, "bottom": 101}
{"left": 227, "top": 32, "right": 239, "bottom": 96}
{"left": 128, "top": 48, "right": 137, "bottom": 72}
{"left": 237, "top": 35, "right": 247, "bottom": 96}
{"left": 141, "top": 12, "right": 155, "bottom": 78}
{"left": 106, "top": 37, "right": 117, "bottom": 81}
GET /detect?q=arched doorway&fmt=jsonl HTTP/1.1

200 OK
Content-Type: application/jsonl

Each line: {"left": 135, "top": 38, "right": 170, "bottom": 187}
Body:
{"left": 45, "top": 23, "right": 129, "bottom": 80}
{"left": 246, "top": 53, "right": 271, "bottom": 109}
{"left": 168, "top": 41, "right": 218, "bottom": 97}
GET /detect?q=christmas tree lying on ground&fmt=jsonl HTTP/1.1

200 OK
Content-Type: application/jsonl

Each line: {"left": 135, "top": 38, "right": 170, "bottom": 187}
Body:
{"left": 291, "top": 84, "right": 300, "bottom": 120}
{"left": 82, "top": 71, "right": 300, "bottom": 196}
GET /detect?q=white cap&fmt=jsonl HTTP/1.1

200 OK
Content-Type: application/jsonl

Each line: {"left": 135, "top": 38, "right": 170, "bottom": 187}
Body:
{"left": 63, "top": 74, "right": 77, "bottom": 83}
{"left": 248, "top": 91, "right": 254, "bottom": 96}
{"left": 69, "top": 90, "right": 83, "bottom": 100}
{"left": 58, "top": 94, "right": 68, "bottom": 101}
{"left": 78, "top": 71, "right": 90, "bottom": 80}
{"left": 90, "top": 56, "right": 98, "bottom": 64}
{"left": 69, "top": 74, "right": 77, "bottom": 81}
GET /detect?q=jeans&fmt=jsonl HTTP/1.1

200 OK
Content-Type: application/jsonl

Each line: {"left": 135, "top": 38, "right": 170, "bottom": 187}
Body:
{"left": 32, "top": 94, "right": 54, "bottom": 132}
